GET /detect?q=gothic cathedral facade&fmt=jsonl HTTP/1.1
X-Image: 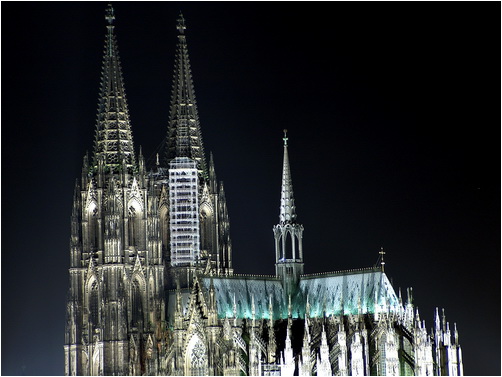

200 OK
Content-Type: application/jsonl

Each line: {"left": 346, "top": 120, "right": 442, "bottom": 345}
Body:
{"left": 65, "top": 6, "right": 464, "bottom": 376}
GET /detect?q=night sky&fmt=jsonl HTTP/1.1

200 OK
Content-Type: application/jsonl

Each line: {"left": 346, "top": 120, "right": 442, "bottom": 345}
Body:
{"left": 2, "top": 2, "right": 500, "bottom": 376}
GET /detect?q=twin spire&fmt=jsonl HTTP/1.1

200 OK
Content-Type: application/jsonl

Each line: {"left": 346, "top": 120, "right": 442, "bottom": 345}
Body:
{"left": 92, "top": 4, "right": 136, "bottom": 173}
{"left": 166, "top": 13, "right": 208, "bottom": 178}
{"left": 92, "top": 6, "right": 207, "bottom": 177}
{"left": 92, "top": 5, "right": 296, "bottom": 217}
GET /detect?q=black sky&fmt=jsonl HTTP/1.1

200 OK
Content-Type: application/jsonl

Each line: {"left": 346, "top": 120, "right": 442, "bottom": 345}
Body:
{"left": 1, "top": 2, "right": 500, "bottom": 375}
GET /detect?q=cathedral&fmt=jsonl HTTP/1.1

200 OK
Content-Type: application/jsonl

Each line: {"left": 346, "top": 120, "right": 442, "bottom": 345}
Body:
{"left": 65, "top": 5, "right": 464, "bottom": 376}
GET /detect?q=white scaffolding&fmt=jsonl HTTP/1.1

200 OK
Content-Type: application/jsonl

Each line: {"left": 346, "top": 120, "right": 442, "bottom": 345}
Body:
{"left": 169, "top": 157, "right": 200, "bottom": 266}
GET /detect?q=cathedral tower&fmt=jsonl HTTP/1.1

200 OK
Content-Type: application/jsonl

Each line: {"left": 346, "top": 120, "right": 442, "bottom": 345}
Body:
{"left": 161, "top": 13, "right": 233, "bottom": 289}
{"left": 64, "top": 6, "right": 165, "bottom": 375}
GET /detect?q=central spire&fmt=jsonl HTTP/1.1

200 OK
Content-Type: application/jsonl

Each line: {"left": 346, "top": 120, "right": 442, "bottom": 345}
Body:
{"left": 274, "top": 130, "right": 304, "bottom": 294}
{"left": 280, "top": 129, "right": 297, "bottom": 224}
{"left": 166, "top": 13, "right": 208, "bottom": 179}
{"left": 92, "top": 4, "right": 136, "bottom": 173}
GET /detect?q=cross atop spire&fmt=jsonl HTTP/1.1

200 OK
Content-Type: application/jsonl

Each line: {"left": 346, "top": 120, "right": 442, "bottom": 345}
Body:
{"left": 105, "top": 4, "right": 115, "bottom": 25}
{"left": 283, "top": 129, "right": 288, "bottom": 146}
{"left": 379, "top": 247, "right": 386, "bottom": 272}
{"left": 176, "top": 12, "right": 186, "bottom": 35}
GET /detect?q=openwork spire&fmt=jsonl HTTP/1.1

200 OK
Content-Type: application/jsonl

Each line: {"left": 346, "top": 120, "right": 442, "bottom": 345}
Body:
{"left": 166, "top": 13, "right": 208, "bottom": 178}
{"left": 279, "top": 129, "right": 297, "bottom": 224}
{"left": 92, "top": 4, "right": 136, "bottom": 173}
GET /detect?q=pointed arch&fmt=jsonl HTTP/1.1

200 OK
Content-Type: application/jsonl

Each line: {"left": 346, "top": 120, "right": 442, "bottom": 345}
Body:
{"left": 131, "top": 279, "right": 143, "bottom": 327}
{"left": 89, "top": 281, "right": 100, "bottom": 327}
{"left": 85, "top": 273, "right": 100, "bottom": 328}
{"left": 130, "top": 272, "right": 146, "bottom": 328}
{"left": 283, "top": 227, "right": 293, "bottom": 260}
{"left": 279, "top": 225, "right": 296, "bottom": 260}
{"left": 185, "top": 332, "right": 208, "bottom": 376}
{"left": 159, "top": 203, "right": 169, "bottom": 255}
{"left": 86, "top": 200, "right": 99, "bottom": 251}
{"left": 127, "top": 198, "right": 143, "bottom": 249}
{"left": 199, "top": 201, "right": 214, "bottom": 256}
{"left": 148, "top": 274, "right": 156, "bottom": 314}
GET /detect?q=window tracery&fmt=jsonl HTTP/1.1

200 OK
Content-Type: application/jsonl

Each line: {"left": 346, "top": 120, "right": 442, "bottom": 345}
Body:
{"left": 186, "top": 335, "right": 208, "bottom": 376}
{"left": 131, "top": 279, "right": 143, "bottom": 327}
{"left": 90, "top": 282, "right": 99, "bottom": 327}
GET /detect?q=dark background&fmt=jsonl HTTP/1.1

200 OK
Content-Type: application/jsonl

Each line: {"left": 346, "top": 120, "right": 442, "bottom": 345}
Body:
{"left": 2, "top": 2, "right": 500, "bottom": 375}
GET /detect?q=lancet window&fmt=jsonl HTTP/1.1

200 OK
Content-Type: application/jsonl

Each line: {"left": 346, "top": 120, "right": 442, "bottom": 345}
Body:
{"left": 128, "top": 204, "right": 143, "bottom": 248}
{"left": 89, "top": 282, "right": 99, "bottom": 327}
{"left": 131, "top": 279, "right": 143, "bottom": 327}
{"left": 185, "top": 335, "right": 208, "bottom": 376}
{"left": 159, "top": 205, "right": 169, "bottom": 253}
{"left": 88, "top": 203, "right": 99, "bottom": 251}
{"left": 283, "top": 230, "right": 293, "bottom": 259}
{"left": 200, "top": 204, "right": 213, "bottom": 255}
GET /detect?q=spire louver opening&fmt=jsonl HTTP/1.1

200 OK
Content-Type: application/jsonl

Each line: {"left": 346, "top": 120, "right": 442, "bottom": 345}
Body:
{"left": 92, "top": 4, "right": 136, "bottom": 174}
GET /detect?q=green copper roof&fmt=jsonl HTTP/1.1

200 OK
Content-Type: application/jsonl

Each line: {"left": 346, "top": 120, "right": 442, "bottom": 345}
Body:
{"left": 196, "top": 269, "right": 400, "bottom": 320}
{"left": 298, "top": 270, "right": 400, "bottom": 316}
{"left": 202, "top": 276, "right": 286, "bottom": 320}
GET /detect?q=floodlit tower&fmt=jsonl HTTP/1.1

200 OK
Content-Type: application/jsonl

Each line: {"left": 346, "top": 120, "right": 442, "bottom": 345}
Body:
{"left": 64, "top": 6, "right": 165, "bottom": 375}
{"left": 274, "top": 130, "right": 304, "bottom": 296}
{"left": 162, "top": 13, "right": 233, "bottom": 287}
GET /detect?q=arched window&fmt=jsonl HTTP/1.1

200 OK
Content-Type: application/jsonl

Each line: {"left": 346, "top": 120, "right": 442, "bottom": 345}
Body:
{"left": 88, "top": 203, "right": 99, "bottom": 251}
{"left": 159, "top": 205, "right": 169, "bottom": 253}
{"left": 149, "top": 277, "right": 155, "bottom": 308}
{"left": 131, "top": 279, "right": 143, "bottom": 327}
{"left": 200, "top": 204, "right": 213, "bottom": 254}
{"left": 89, "top": 282, "right": 99, "bottom": 326}
{"left": 128, "top": 206, "right": 137, "bottom": 247}
{"left": 185, "top": 335, "right": 208, "bottom": 376}
{"left": 283, "top": 230, "right": 293, "bottom": 260}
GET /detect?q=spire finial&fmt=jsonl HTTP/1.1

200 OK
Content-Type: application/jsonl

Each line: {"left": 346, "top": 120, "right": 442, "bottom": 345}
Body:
{"left": 379, "top": 247, "right": 386, "bottom": 272}
{"left": 283, "top": 129, "right": 288, "bottom": 146}
{"left": 105, "top": 4, "right": 115, "bottom": 25}
{"left": 177, "top": 12, "right": 186, "bottom": 35}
